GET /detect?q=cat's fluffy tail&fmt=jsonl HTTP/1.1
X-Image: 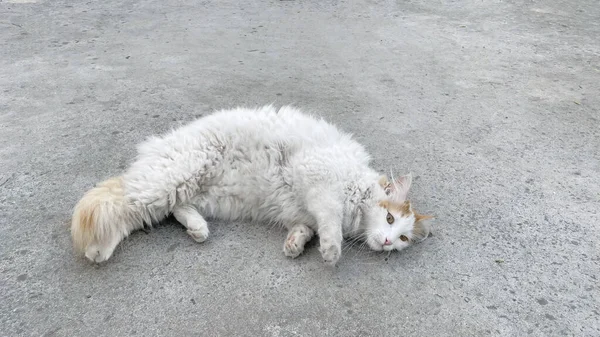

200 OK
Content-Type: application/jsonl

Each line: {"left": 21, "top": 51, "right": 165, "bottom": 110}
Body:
{"left": 70, "top": 176, "right": 144, "bottom": 262}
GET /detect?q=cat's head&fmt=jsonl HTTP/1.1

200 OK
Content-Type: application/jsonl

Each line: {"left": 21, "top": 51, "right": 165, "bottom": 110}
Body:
{"left": 360, "top": 173, "right": 433, "bottom": 252}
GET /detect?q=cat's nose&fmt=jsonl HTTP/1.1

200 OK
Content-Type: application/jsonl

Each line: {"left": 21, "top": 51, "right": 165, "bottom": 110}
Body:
{"left": 384, "top": 238, "right": 392, "bottom": 245}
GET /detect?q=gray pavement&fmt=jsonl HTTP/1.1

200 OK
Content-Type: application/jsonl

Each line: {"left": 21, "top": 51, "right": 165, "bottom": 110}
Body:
{"left": 1, "top": 0, "right": 599, "bottom": 336}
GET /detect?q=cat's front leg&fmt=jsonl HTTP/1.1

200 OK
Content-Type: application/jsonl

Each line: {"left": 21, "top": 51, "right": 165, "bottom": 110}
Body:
{"left": 283, "top": 224, "right": 314, "bottom": 258}
{"left": 305, "top": 188, "right": 344, "bottom": 266}
{"left": 318, "top": 226, "right": 342, "bottom": 265}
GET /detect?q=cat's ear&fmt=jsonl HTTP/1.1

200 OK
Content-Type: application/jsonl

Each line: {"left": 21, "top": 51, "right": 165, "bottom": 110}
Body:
{"left": 411, "top": 212, "right": 434, "bottom": 243}
{"left": 415, "top": 213, "right": 434, "bottom": 222}
{"left": 378, "top": 175, "right": 389, "bottom": 188}
{"left": 389, "top": 173, "right": 412, "bottom": 202}
{"left": 378, "top": 176, "right": 393, "bottom": 195}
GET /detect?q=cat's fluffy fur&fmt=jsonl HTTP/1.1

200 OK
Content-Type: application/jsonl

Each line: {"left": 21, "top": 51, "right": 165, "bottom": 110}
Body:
{"left": 71, "top": 105, "right": 433, "bottom": 265}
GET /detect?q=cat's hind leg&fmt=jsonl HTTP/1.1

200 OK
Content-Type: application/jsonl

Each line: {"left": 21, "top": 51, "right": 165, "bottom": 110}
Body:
{"left": 283, "top": 224, "right": 314, "bottom": 258}
{"left": 173, "top": 205, "right": 210, "bottom": 243}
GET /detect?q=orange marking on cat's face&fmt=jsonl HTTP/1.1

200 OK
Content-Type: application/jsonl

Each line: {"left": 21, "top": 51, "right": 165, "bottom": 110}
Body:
{"left": 378, "top": 200, "right": 412, "bottom": 217}
{"left": 378, "top": 200, "right": 434, "bottom": 242}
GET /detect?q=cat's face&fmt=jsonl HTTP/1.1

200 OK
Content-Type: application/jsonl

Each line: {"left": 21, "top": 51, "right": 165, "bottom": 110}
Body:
{"left": 362, "top": 174, "right": 433, "bottom": 252}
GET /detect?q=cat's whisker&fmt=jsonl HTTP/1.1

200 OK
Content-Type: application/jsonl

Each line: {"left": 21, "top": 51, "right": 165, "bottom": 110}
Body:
{"left": 342, "top": 234, "right": 368, "bottom": 253}
{"left": 342, "top": 241, "right": 364, "bottom": 253}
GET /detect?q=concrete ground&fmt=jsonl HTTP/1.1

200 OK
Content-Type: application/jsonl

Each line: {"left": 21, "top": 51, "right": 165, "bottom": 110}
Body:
{"left": 1, "top": 0, "right": 598, "bottom": 336}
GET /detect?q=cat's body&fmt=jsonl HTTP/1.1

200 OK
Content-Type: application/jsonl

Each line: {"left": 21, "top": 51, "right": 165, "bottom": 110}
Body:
{"left": 71, "top": 105, "right": 432, "bottom": 264}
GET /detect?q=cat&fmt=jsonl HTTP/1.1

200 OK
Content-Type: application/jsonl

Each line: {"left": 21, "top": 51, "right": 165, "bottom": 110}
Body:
{"left": 70, "top": 105, "right": 433, "bottom": 265}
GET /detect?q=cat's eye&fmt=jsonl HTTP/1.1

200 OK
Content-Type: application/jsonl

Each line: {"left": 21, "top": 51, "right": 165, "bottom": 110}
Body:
{"left": 399, "top": 235, "right": 409, "bottom": 242}
{"left": 386, "top": 212, "right": 394, "bottom": 224}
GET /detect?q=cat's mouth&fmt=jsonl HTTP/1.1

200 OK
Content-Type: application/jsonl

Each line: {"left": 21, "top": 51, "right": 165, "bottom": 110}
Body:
{"left": 382, "top": 244, "right": 394, "bottom": 252}
{"left": 366, "top": 237, "right": 387, "bottom": 252}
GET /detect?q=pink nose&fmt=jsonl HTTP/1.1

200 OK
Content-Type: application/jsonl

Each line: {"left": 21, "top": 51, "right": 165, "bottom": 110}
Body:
{"left": 384, "top": 238, "right": 392, "bottom": 246}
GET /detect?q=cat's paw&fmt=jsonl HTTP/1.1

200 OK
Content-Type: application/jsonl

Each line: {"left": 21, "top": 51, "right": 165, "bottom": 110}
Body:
{"left": 283, "top": 235, "right": 304, "bottom": 258}
{"left": 187, "top": 228, "right": 209, "bottom": 243}
{"left": 319, "top": 240, "right": 341, "bottom": 266}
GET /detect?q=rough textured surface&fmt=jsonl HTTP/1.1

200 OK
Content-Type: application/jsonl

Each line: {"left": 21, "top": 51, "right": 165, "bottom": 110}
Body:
{"left": 1, "top": 0, "right": 598, "bottom": 336}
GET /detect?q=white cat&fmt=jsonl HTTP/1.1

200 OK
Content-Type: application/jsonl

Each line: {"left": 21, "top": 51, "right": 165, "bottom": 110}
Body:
{"left": 71, "top": 105, "right": 433, "bottom": 265}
